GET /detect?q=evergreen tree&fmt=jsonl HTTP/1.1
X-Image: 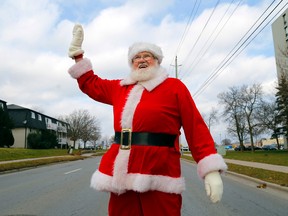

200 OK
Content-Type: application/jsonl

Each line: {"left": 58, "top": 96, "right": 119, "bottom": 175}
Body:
{"left": 0, "top": 108, "right": 14, "bottom": 147}
{"left": 275, "top": 74, "right": 288, "bottom": 138}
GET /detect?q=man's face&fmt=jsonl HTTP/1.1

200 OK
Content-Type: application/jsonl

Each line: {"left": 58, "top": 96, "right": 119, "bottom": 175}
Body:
{"left": 131, "top": 51, "right": 158, "bottom": 71}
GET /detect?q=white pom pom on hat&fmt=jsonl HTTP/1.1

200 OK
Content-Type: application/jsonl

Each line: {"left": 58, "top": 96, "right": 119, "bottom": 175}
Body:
{"left": 128, "top": 42, "right": 163, "bottom": 66}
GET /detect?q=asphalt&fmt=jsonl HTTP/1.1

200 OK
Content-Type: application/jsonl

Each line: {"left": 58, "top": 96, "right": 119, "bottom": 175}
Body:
{"left": 1, "top": 154, "right": 287, "bottom": 173}
{"left": 1, "top": 153, "right": 287, "bottom": 194}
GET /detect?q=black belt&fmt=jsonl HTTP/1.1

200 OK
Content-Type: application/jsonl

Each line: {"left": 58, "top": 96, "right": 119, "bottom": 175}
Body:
{"left": 114, "top": 131, "right": 176, "bottom": 148}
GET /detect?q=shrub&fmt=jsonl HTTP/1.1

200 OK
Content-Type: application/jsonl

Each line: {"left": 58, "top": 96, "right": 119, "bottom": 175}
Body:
{"left": 27, "top": 131, "right": 58, "bottom": 149}
{"left": 0, "top": 127, "right": 14, "bottom": 147}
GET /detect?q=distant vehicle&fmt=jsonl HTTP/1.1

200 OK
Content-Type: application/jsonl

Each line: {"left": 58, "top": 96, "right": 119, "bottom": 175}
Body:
{"left": 262, "top": 145, "right": 277, "bottom": 150}
{"left": 234, "top": 146, "right": 247, "bottom": 151}
{"left": 225, "top": 145, "right": 233, "bottom": 150}
{"left": 270, "top": 144, "right": 284, "bottom": 150}
{"left": 246, "top": 146, "right": 262, "bottom": 151}
{"left": 235, "top": 145, "right": 262, "bottom": 151}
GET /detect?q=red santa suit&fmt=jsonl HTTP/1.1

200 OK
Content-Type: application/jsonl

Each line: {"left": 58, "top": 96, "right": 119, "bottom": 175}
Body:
{"left": 68, "top": 57, "right": 227, "bottom": 215}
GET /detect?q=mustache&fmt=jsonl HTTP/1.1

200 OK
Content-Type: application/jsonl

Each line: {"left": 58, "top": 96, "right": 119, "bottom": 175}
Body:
{"left": 138, "top": 63, "right": 148, "bottom": 69}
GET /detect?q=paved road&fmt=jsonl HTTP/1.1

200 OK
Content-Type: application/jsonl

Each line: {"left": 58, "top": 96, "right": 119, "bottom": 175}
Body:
{"left": 0, "top": 157, "right": 287, "bottom": 216}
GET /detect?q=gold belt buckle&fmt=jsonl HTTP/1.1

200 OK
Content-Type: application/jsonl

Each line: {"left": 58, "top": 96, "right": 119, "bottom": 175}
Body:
{"left": 120, "top": 128, "right": 132, "bottom": 150}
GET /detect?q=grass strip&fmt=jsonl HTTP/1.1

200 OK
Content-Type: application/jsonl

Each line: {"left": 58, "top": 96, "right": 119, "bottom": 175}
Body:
{"left": 181, "top": 154, "right": 288, "bottom": 187}
{"left": 227, "top": 163, "right": 288, "bottom": 187}
{"left": 0, "top": 156, "right": 85, "bottom": 172}
{"left": 224, "top": 150, "right": 288, "bottom": 166}
{"left": 0, "top": 148, "right": 69, "bottom": 161}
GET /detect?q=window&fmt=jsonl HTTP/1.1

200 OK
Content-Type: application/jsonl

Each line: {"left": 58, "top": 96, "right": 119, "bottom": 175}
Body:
{"left": 31, "top": 112, "right": 35, "bottom": 119}
{"left": 46, "top": 118, "right": 51, "bottom": 124}
{"left": 38, "top": 114, "right": 42, "bottom": 121}
{"left": 285, "top": 26, "right": 288, "bottom": 46}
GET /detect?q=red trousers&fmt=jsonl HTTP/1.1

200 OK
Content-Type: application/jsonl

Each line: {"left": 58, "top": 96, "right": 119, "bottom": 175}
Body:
{"left": 108, "top": 190, "right": 182, "bottom": 216}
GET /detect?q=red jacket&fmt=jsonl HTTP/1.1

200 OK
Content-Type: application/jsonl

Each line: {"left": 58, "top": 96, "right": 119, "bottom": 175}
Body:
{"left": 69, "top": 59, "right": 227, "bottom": 194}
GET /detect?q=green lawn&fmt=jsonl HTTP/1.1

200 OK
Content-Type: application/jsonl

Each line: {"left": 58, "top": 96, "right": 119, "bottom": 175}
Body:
{"left": 181, "top": 150, "right": 288, "bottom": 187}
{"left": 0, "top": 148, "right": 69, "bottom": 161}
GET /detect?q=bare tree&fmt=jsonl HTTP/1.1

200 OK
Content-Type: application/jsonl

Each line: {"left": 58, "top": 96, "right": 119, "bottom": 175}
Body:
{"left": 240, "top": 84, "right": 264, "bottom": 151}
{"left": 222, "top": 138, "right": 231, "bottom": 146}
{"left": 205, "top": 107, "right": 218, "bottom": 132}
{"left": 255, "top": 98, "right": 282, "bottom": 149}
{"left": 218, "top": 84, "right": 265, "bottom": 151}
{"left": 60, "top": 109, "right": 101, "bottom": 148}
{"left": 218, "top": 86, "right": 247, "bottom": 151}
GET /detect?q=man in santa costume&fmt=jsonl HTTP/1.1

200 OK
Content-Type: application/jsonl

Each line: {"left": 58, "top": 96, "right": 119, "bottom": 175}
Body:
{"left": 68, "top": 24, "right": 227, "bottom": 216}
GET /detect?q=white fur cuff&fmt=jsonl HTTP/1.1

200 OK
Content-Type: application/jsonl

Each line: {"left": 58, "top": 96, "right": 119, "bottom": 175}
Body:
{"left": 68, "top": 58, "right": 92, "bottom": 79}
{"left": 197, "top": 153, "right": 228, "bottom": 179}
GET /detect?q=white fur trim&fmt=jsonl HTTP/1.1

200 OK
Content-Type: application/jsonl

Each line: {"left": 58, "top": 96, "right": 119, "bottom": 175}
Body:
{"left": 112, "top": 149, "right": 131, "bottom": 193}
{"left": 120, "top": 66, "right": 168, "bottom": 92}
{"left": 68, "top": 58, "right": 92, "bottom": 79}
{"left": 121, "top": 85, "right": 144, "bottom": 128}
{"left": 139, "top": 67, "right": 168, "bottom": 91}
{"left": 128, "top": 42, "right": 163, "bottom": 66}
{"left": 197, "top": 154, "right": 228, "bottom": 179}
{"left": 120, "top": 76, "right": 137, "bottom": 86}
{"left": 90, "top": 170, "right": 185, "bottom": 195}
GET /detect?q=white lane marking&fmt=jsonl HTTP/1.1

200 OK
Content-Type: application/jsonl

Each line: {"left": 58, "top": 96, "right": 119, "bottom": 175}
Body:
{"left": 64, "top": 168, "right": 82, "bottom": 175}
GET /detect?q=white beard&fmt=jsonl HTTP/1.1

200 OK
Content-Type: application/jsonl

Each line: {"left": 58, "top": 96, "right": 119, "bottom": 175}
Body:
{"left": 130, "top": 65, "right": 160, "bottom": 82}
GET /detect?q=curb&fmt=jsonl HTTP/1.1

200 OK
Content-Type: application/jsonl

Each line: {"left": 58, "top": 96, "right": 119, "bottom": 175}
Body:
{"left": 225, "top": 170, "right": 288, "bottom": 193}
{"left": 181, "top": 158, "right": 288, "bottom": 194}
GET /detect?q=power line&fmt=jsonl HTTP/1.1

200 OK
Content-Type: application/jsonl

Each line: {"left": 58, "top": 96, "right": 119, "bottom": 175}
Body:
{"left": 181, "top": 0, "right": 221, "bottom": 67}
{"left": 180, "top": 0, "right": 242, "bottom": 80}
{"left": 193, "top": 0, "right": 286, "bottom": 98}
{"left": 174, "top": 0, "right": 201, "bottom": 55}
{"left": 169, "top": 0, "right": 201, "bottom": 75}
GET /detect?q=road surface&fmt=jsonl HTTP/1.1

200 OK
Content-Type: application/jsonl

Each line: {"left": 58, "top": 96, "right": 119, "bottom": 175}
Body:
{"left": 0, "top": 157, "right": 287, "bottom": 216}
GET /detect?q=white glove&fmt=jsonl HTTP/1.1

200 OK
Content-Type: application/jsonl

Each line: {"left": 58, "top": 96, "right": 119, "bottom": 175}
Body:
{"left": 204, "top": 171, "right": 223, "bottom": 203}
{"left": 68, "top": 24, "right": 84, "bottom": 58}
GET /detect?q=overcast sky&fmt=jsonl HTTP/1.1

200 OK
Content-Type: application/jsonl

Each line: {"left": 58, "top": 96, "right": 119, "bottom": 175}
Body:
{"left": 1, "top": 0, "right": 287, "bottom": 144}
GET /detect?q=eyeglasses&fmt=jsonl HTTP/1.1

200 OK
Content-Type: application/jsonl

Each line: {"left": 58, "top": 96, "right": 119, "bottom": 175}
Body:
{"left": 132, "top": 54, "right": 155, "bottom": 62}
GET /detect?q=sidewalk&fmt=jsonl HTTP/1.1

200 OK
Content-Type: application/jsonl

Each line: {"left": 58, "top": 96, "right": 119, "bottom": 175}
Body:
{"left": 224, "top": 159, "right": 288, "bottom": 173}
{"left": 0, "top": 153, "right": 95, "bottom": 165}
{"left": 182, "top": 154, "right": 288, "bottom": 174}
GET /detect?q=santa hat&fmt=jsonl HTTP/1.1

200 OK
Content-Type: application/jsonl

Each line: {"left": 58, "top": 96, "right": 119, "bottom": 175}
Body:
{"left": 128, "top": 42, "right": 163, "bottom": 66}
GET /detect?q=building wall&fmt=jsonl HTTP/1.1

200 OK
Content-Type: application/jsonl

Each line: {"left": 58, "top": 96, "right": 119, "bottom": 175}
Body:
{"left": 11, "top": 128, "right": 26, "bottom": 148}
{"left": 7, "top": 104, "right": 70, "bottom": 149}
{"left": 262, "top": 137, "right": 284, "bottom": 146}
{"left": 272, "top": 8, "right": 288, "bottom": 80}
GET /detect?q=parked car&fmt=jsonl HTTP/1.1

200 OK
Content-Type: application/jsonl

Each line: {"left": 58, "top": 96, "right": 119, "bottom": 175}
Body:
{"left": 246, "top": 146, "right": 262, "bottom": 151}
{"left": 262, "top": 145, "right": 277, "bottom": 150}
{"left": 225, "top": 145, "right": 233, "bottom": 150}
{"left": 234, "top": 146, "right": 247, "bottom": 151}
{"left": 270, "top": 144, "right": 284, "bottom": 150}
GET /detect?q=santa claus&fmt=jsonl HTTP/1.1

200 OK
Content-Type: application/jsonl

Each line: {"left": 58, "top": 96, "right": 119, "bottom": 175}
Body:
{"left": 68, "top": 24, "right": 227, "bottom": 216}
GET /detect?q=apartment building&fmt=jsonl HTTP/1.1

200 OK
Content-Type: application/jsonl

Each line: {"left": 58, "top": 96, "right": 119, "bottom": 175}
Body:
{"left": 7, "top": 103, "right": 69, "bottom": 149}
{"left": 272, "top": 8, "right": 288, "bottom": 80}
{"left": 0, "top": 100, "right": 8, "bottom": 112}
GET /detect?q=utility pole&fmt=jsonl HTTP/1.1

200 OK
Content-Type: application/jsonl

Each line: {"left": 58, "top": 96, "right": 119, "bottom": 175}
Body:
{"left": 171, "top": 56, "right": 182, "bottom": 79}
{"left": 171, "top": 56, "right": 182, "bottom": 151}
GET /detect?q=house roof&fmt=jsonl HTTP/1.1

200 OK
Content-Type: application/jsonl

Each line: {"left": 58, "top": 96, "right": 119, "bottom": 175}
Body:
{"left": 7, "top": 104, "right": 26, "bottom": 110}
{"left": 7, "top": 103, "right": 69, "bottom": 129}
